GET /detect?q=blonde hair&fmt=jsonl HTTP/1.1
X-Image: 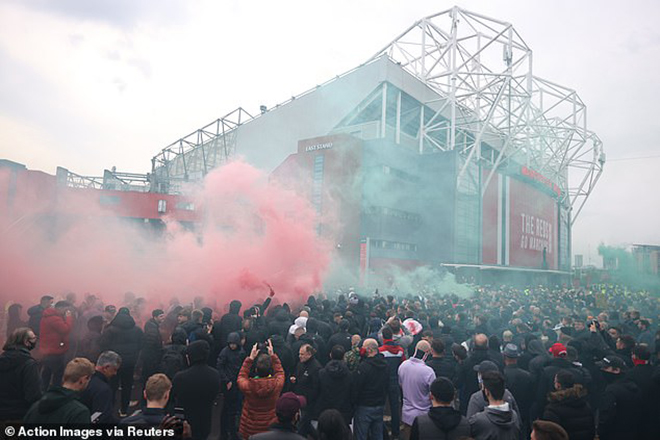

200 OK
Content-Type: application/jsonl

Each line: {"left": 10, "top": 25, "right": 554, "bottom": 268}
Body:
{"left": 145, "top": 373, "right": 172, "bottom": 401}
{"left": 63, "top": 358, "right": 95, "bottom": 383}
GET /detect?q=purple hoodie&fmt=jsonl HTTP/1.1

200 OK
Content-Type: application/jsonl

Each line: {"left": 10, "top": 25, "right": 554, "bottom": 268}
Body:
{"left": 398, "top": 357, "right": 436, "bottom": 425}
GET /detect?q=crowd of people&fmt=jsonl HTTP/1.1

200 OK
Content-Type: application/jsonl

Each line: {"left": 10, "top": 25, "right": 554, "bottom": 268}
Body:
{"left": 0, "top": 283, "right": 658, "bottom": 440}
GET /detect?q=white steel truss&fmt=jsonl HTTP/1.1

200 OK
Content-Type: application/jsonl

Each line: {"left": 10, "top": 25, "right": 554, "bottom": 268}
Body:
{"left": 151, "top": 107, "right": 255, "bottom": 192}
{"left": 368, "top": 6, "right": 604, "bottom": 224}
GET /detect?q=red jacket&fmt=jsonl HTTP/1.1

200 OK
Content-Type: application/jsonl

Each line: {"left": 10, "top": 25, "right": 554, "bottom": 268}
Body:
{"left": 39, "top": 308, "right": 73, "bottom": 355}
{"left": 237, "top": 355, "right": 285, "bottom": 439}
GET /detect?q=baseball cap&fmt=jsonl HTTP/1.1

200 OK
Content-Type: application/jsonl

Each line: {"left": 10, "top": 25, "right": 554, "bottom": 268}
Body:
{"left": 548, "top": 343, "right": 567, "bottom": 358}
{"left": 595, "top": 356, "right": 627, "bottom": 371}
{"left": 276, "top": 392, "right": 306, "bottom": 419}
{"left": 503, "top": 344, "right": 520, "bottom": 358}
{"left": 473, "top": 360, "right": 499, "bottom": 374}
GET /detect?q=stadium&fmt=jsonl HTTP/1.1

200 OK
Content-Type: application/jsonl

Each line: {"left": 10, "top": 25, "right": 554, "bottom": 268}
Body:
{"left": 0, "top": 7, "right": 604, "bottom": 286}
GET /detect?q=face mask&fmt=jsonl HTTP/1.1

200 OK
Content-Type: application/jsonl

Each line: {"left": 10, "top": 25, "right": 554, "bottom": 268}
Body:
{"left": 26, "top": 340, "right": 36, "bottom": 351}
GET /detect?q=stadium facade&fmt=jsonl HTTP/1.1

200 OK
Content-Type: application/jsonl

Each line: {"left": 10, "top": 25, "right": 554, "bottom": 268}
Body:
{"left": 0, "top": 7, "right": 604, "bottom": 285}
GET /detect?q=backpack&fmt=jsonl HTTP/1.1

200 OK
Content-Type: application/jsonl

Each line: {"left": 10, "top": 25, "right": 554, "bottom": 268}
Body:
{"left": 159, "top": 345, "right": 186, "bottom": 379}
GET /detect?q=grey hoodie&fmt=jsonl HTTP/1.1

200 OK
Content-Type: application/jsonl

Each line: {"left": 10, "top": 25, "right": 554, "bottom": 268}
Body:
{"left": 466, "top": 389, "right": 520, "bottom": 419}
{"left": 469, "top": 403, "right": 520, "bottom": 440}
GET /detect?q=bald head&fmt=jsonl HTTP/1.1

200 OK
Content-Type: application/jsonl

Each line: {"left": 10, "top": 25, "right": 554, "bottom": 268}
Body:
{"left": 474, "top": 333, "right": 488, "bottom": 348}
{"left": 363, "top": 338, "right": 379, "bottom": 357}
{"left": 414, "top": 340, "right": 431, "bottom": 359}
{"left": 416, "top": 340, "right": 431, "bottom": 353}
{"left": 299, "top": 310, "right": 309, "bottom": 318}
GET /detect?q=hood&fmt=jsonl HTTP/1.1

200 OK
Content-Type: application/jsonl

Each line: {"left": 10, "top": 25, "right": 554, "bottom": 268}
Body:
{"left": 229, "top": 300, "right": 242, "bottom": 314}
{"left": 365, "top": 353, "right": 388, "bottom": 370}
{"left": 270, "top": 334, "right": 286, "bottom": 347}
{"left": 0, "top": 347, "right": 32, "bottom": 372}
{"left": 325, "top": 360, "right": 350, "bottom": 378}
{"left": 275, "top": 309, "right": 290, "bottom": 323}
{"left": 305, "top": 317, "right": 317, "bottom": 333}
{"left": 7, "top": 304, "right": 22, "bottom": 319}
{"left": 548, "top": 384, "right": 588, "bottom": 404}
{"left": 527, "top": 339, "right": 546, "bottom": 356}
{"left": 484, "top": 405, "right": 515, "bottom": 428}
{"left": 428, "top": 406, "right": 463, "bottom": 432}
{"left": 111, "top": 312, "right": 135, "bottom": 330}
{"left": 171, "top": 327, "right": 188, "bottom": 345}
{"left": 42, "top": 307, "right": 62, "bottom": 320}
{"left": 227, "top": 332, "right": 241, "bottom": 346}
{"left": 37, "top": 386, "right": 79, "bottom": 414}
{"left": 86, "top": 315, "right": 104, "bottom": 333}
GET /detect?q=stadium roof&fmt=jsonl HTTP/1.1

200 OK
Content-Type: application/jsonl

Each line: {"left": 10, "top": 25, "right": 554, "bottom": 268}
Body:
{"left": 151, "top": 6, "right": 603, "bottom": 224}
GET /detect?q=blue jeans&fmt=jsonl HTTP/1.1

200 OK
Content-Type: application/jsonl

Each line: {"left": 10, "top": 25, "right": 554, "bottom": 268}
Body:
{"left": 354, "top": 405, "right": 384, "bottom": 440}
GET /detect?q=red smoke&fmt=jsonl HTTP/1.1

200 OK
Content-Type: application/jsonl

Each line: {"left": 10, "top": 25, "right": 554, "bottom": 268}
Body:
{"left": 0, "top": 161, "right": 332, "bottom": 311}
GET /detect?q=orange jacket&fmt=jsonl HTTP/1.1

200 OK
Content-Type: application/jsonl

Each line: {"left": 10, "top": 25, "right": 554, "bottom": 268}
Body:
{"left": 237, "top": 354, "right": 285, "bottom": 439}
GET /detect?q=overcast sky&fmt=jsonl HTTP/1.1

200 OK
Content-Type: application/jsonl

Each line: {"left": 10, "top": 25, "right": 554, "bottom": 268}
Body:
{"left": 1, "top": 0, "right": 658, "bottom": 267}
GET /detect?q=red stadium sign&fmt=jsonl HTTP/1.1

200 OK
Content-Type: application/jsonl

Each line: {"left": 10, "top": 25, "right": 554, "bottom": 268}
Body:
{"left": 482, "top": 170, "right": 558, "bottom": 269}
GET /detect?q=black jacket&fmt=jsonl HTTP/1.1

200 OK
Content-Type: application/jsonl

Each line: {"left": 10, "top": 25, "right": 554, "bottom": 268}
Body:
{"left": 271, "top": 335, "right": 295, "bottom": 381}
{"left": 625, "top": 364, "right": 658, "bottom": 440}
{"left": 317, "top": 359, "right": 353, "bottom": 423}
{"left": 353, "top": 353, "right": 389, "bottom": 407}
{"left": 457, "top": 347, "right": 498, "bottom": 414}
{"left": 542, "top": 384, "right": 594, "bottom": 440}
{"left": 598, "top": 374, "right": 642, "bottom": 440}
{"left": 213, "top": 301, "right": 243, "bottom": 349}
{"left": 536, "top": 357, "right": 585, "bottom": 412}
{"left": 143, "top": 318, "right": 163, "bottom": 363}
{"left": 249, "top": 422, "right": 306, "bottom": 440}
{"left": 120, "top": 407, "right": 167, "bottom": 426}
{"left": 78, "top": 330, "right": 102, "bottom": 363}
{"left": 27, "top": 305, "right": 45, "bottom": 336}
{"left": 426, "top": 355, "right": 457, "bottom": 382}
{"left": 24, "top": 386, "right": 90, "bottom": 424}
{"left": 614, "top": 347, "right": 634, "bottom": 368}
{"left": 216, "top": 333, "right": 246, "bottom": 386}
{"left": 100, "top": 312, "right": 143, "bottom": 365}
{"left": 410, "top": 406, "right": 470, "bottom": 440}
{"left": 172, "top": 363, "right": 221, "bottom": 440}
{"left": 327, "top": 331, "right": 352, "bottom": 353}
{"left": 526, "top": 339, "right": 550, "bottom": 377}
{"left": 293, "top": 357, "right": 322, "bottom": 415}
{"left": 267, "top": 310, "right": 292, "bottom": 340}
{"left": 159, "top": 344, "right": 187, "bottom": 380}
{"left": 503, "top": 364, "right": 534, "bottom": 418}
{"left": 80, "top": 371, "right": 116, "bottom": 424}
{"left": 181, "top": 321, "right": 214, "bottom": 347}
{"left": 0, "top": 346, "right": 42, "bottom": 420}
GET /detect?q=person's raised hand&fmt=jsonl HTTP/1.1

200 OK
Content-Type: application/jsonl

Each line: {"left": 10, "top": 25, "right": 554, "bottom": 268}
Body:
{"left": 267, "top": 339, "right": 274, "bottom": 356}
{"left": 250, "top": 343, "right": 259, "bottom": 360}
